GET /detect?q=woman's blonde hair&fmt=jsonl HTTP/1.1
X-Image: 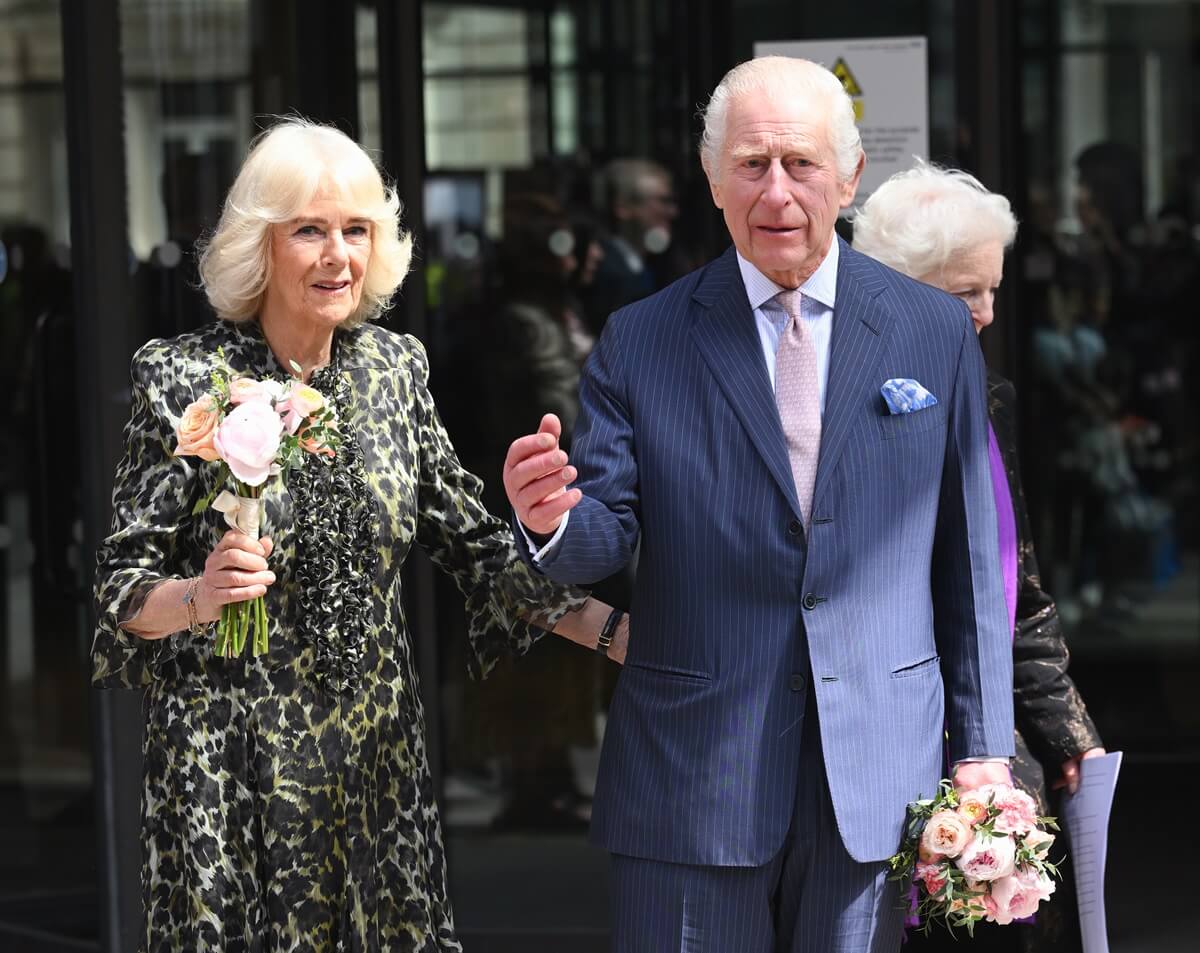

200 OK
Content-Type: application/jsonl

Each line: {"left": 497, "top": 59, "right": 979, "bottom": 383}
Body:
{"left": 198, "top": 117, "right": 413, "bottom": 326}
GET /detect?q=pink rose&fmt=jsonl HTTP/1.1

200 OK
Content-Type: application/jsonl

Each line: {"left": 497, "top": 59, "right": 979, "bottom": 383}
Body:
{"left": 955, "top": 831, "right": 1016, "bottom": 882}
{"left": 915, "top": 862, "right": 949, "bottom": 898}
{"left": 174, "top": 394, "right": 220, "bottom": 461}
{"left": 991, "top": 787, "right": 1039, "bottom": 836}
{"left": 228, "top": 377, "right": 273, "bottom": 405}
{"left": 985, "top": 868, "right": 1052, "bottom": 925}
{"left": 1017, "top": 864, "right": 1056, "bottom": 901}
{"left": 213, "top": 400, "right": 283, "bottom": 486}
{"left": 921, "top": 810, "right": 973, "bottom": 860}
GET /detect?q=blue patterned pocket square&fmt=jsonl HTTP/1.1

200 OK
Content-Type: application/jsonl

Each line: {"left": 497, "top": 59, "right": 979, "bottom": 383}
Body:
{"left": 880, "top": 378, "right": 938, "bottom": 414}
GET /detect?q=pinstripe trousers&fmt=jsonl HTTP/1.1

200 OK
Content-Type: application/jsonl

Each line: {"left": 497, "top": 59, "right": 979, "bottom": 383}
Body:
{"left": 609, "top": 691, "right": 905, "bottom": 953}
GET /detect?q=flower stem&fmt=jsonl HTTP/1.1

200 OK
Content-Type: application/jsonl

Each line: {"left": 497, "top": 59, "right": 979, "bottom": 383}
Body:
{"left": 255, "top": 595, "right": 269, "bottom": 655}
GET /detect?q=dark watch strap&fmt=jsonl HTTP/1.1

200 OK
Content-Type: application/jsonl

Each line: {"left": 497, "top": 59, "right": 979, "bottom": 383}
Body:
{"left": 596, "top": 608, "right": 624, "bottom": 657}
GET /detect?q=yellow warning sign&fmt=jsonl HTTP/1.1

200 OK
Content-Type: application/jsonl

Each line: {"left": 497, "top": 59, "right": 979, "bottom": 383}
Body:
{"left": 832, "top": 57, "right": 864, "bottom": 120}
{"left": 832, "top": 57, "right": 863, "bottom": 96}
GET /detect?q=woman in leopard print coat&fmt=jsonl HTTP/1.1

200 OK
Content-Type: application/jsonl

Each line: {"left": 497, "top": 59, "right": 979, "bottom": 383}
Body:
{"left": 92, "top": 119, "right": 623, "bottom": 952}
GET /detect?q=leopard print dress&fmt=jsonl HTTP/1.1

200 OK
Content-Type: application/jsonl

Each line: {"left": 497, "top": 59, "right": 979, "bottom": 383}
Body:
{"left": 92, "top": 318, "right": 587, "bottom": 953}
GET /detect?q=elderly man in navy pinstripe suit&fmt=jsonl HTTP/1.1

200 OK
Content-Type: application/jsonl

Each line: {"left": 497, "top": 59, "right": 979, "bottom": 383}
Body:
{"left": 504, "top": 56, "right": 1015, "bottom": 952}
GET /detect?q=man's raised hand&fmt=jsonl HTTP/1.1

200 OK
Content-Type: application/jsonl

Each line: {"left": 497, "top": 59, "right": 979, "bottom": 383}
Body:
{"left": 503, "top": 413, "right": 582, "bottom": 537}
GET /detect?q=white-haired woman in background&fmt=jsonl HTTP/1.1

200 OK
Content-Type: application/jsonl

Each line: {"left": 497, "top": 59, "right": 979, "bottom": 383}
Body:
{"left": 854, "top": 161, "right": 1104, "bottom": 952}
{"left": 92, "top": 118, "right": 627, "bottom": 952}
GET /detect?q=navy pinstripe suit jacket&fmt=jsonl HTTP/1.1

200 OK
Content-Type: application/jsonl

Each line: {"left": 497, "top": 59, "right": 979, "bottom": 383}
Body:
{"left": 529, "top": 240, "right": 1015, "bottom": 865}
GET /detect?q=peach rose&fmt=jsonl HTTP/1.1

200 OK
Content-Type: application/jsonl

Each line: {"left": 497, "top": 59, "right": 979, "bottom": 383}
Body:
{"left": 298, "top": 424, "right": 336, "bottom": 458}
{"left": 920, "top": 810, "right": 973, "bottom": 860}
{"left": 174, "top": 394, "right": 220, "bottom": 461}
{"left": 955, "top": 831, "right": 1016, "bottom": 882}
{"left": 279, "top": 383, "right": 326, "bottom": 434}
{"left": 288, "top": 384, "right": 325, "bottom": 417}
{"left": 228, "top": 377, "right": 273, "bottom": 405}
{"left": 950, "top": 893, "right": 988, "bottom": 918}
{"left": 956, "top": 790, "right": 991, "bottom": 826}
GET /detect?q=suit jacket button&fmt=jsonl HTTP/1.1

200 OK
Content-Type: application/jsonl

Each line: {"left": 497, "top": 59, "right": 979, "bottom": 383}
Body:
{"left": 790, "top": 673, "right": 806, "bottom": 692}
{"left": 802, "top": 592, "right": 818, "bottom": 610}
{"left": 788, "top": 519, "right": 802, "bottom": 536}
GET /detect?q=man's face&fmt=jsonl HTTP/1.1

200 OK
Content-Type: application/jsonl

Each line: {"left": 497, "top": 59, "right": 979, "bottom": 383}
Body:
{"left": 706, "top": 91, "right": 862, "bottom": 287}
{"left": 615, "top": 172, "right": 678, "bottom": 246}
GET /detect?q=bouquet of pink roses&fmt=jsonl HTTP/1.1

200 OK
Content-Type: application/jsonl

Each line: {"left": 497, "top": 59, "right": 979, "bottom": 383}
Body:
{"left": 888, "top": 779, "right": 1061, "bottom": 937}
{"left": 173, "top": 348, "right": 338, "bottom": 657}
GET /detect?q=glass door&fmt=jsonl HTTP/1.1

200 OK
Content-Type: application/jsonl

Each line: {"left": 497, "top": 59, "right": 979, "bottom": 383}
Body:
{"left": 0, "top": 0, "right": 98, "bottom": 947}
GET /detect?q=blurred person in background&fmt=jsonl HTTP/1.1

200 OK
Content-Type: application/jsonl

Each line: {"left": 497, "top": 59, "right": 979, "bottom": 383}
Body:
{"left": 474, "top": 192, "right": 604, "bottom": 831}
{"left": 577, "top": 157, "right": 679, "bottom": 334}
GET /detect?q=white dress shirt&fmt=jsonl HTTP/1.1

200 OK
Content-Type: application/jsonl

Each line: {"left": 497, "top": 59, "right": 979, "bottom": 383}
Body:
{"left": 736, "top": 239, "right": 837, "bottom": 413}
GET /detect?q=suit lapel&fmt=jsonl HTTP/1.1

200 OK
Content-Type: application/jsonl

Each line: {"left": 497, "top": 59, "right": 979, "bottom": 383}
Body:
{"left": 689, "top": 248, "right": 803, "bottom": 521}
{"left": 812, "top": 242, "right": 894, "bottom": 511}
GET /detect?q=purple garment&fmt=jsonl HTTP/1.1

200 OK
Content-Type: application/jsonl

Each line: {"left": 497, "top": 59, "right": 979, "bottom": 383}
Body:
{"left": 987, "top": 422, "right": 1019, "bottom": 637}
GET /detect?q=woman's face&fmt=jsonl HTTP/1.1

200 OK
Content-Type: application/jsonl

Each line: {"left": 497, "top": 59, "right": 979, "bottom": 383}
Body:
{"left": 920, "top": 239, "right": 1005, "bottom": 334}
{"left": 265, "top": 186, "right": 371, "bottom": 332}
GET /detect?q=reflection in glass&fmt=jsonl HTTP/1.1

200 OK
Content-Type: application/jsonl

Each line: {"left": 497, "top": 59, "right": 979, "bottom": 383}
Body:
{"left": 0, "top": 0, "right": 96, "bottom": 945}
{"left": 1019, "top": 0, "right": 1198, "bottom": 745}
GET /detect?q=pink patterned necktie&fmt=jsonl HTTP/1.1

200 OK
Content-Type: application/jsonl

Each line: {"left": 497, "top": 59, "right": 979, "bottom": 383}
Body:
{"left": 773, "top": 289, "right": 822, "bottom": 527}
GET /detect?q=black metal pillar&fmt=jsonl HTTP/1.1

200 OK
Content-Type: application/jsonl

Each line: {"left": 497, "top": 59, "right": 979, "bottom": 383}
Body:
{"left": 375, "top": 0, "right": 441, "bottom": 788}
{"left": 251, "top": 0, "right": 362, "bottom": 135}
{"left": 956, "top": 0, "right": 1024, "bottom": 378}
{"left": 61, "top": 1, "right": 145, "bottom": 950}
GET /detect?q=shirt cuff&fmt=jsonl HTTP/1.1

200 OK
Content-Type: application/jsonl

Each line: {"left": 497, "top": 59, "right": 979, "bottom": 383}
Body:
{"left": 954, "top": 757, "right": 1011, "bottom": 765}
{"left": 518, "top": 511, "right": 570, "bottom": 563}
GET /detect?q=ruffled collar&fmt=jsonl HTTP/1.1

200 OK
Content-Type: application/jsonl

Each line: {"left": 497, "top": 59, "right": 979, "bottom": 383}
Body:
{"left": 223, "top": 320, "right": 382, "bottom": 693}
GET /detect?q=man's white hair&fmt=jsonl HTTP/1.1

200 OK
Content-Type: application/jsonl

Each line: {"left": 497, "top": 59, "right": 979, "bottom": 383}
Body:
{"left": 699, "top": 56, "right": 863, "bottom": 182}
{"left": 852, "top": 159, "right": 1018, "bottom": 280}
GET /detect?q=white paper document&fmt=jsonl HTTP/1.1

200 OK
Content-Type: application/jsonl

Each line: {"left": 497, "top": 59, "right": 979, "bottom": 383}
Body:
{"left": 1059, "top": 751, "right": 1123, "bottom": 953}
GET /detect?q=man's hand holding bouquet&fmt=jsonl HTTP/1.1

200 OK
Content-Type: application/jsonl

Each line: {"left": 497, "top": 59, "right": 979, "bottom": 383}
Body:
{"left": 889, "top": 777, "right": 1061, "bottom": 937}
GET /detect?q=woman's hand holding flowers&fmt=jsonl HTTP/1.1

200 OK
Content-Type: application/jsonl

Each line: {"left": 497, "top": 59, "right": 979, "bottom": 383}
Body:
{"left": 195, "top": 530, "right": 277, "bottom": 622}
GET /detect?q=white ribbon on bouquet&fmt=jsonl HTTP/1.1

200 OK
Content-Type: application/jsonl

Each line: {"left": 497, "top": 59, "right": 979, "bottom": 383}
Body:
{"left": 211, "top": 491, "right": 265, "bottom": 539}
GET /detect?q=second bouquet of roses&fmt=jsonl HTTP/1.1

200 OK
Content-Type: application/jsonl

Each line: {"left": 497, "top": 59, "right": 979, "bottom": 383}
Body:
{"left": 889, "top": 779, "right": 1061, "bottom": 937}
{"left": 174, "top": 348, "right": 339, "bottom": 657}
